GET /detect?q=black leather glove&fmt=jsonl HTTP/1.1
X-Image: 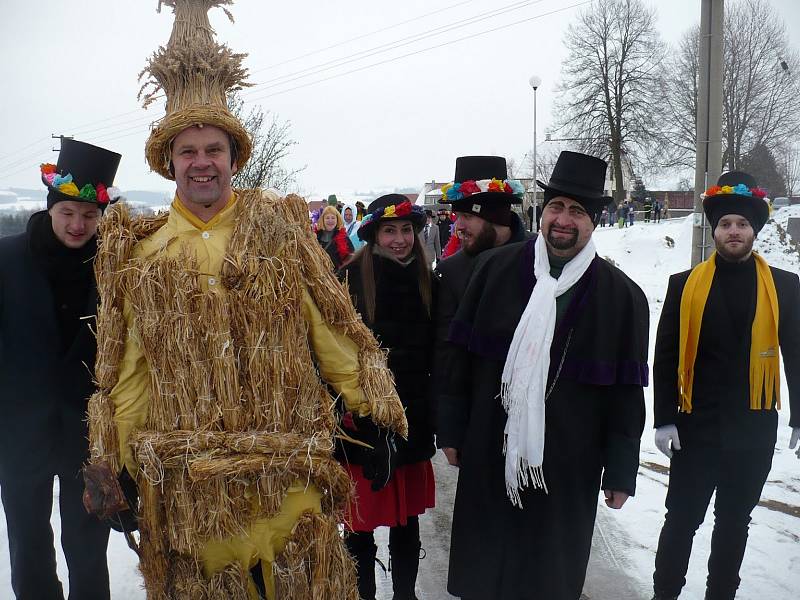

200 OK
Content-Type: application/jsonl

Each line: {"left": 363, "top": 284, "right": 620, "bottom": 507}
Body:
{"left": 109, "top": 467, "right": 140, "bottom": 533}
{"left": 347, "top": 414, "right": 399, "bottom": 491}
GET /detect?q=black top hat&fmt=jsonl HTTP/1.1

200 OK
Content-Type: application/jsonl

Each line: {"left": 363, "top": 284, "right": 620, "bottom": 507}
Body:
{"left": 41, "top": 139, "right": 121, "bottom": 211}
{"left": 357, "top": 194, "right": 427, "bottom": 242}
{"left": 442, "top": 156, "right": 524, "bottom": 226}
{"left": 702, "top": 170, "right": 769, "bottom": 233}
{"left": 537, "top": 151, "right": 612, "bottom": 208}
{"left": 446, "top": 156, "right": 523, "bottom": 206}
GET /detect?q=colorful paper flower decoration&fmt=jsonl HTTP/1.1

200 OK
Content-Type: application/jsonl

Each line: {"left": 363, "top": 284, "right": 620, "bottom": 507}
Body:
{"left": 703, "top": 183, "right": 769, "bottom": 200}
{"left": 440, "top": 178, "right": 525, "bottom": 203}
{"left": 363, "top": 200, "right": 422, "bottom": 225}
{"left": 40, "top": 163, "right": 118, "bottom": 205}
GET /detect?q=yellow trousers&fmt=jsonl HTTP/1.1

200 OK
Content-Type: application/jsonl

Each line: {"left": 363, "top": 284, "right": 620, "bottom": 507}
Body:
{"left": 200, "top": 484, "right": 323, "bottom": 600}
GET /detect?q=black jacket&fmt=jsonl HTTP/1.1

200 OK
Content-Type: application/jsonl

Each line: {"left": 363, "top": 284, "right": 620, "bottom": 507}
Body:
{"left": 0, "top": 222, "right": 98, "bottom": 480}
{"left": 317, "top": 227, "right": 354, "bottom": 270}
{"left": 338, "top": 252, "right": 436, "bottom": 466}
{"left": 439, "top": 238, "right": 648, "bottom": 600}
{"left": 654, "top": 256, "right": 800, "bottom": 449}
{"left": 432, "top": 211, "right": 529, "bottom": 429}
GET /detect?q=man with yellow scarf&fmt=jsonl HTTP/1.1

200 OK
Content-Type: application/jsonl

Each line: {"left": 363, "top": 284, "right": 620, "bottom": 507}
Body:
{"left": 650, "top": 171, "right": 800, "bottom": 600}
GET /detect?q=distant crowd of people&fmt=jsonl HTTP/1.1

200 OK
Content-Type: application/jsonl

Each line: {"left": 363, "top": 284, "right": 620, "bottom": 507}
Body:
{"left": 597, "top": 198, "right": 669, "bottom": 228}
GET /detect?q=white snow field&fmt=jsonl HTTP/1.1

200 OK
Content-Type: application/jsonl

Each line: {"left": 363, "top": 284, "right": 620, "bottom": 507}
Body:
{"left": 1, "top": 210, "right": 798, "bottom": 599}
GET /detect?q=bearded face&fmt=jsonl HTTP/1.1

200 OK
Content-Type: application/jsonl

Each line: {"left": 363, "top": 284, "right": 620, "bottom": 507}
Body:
{"left": 713, "top": 214, "right": 755, "bottom": 262}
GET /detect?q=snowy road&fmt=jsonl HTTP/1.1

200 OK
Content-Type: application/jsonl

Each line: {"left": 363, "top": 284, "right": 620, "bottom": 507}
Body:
{"left": 1, "top": 215, "right": 799, "bottom": 599}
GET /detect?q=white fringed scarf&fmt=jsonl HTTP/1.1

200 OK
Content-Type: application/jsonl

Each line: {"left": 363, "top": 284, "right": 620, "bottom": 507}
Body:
{"left": 501, "top": 233, "right": 596, "bottom": 507}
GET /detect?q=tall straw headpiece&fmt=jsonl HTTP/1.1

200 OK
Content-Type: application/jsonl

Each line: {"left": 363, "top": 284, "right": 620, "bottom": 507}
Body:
{"left": 139, "top": 0, "right": 253, "bottom": 179}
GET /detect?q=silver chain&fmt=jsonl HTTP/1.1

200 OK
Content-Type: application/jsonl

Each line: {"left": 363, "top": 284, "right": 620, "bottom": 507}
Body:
{"left": 545, "top": 329, "right": 573, "bottom": 401}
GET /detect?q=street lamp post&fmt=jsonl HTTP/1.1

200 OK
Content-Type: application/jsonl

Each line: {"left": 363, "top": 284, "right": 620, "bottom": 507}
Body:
{"left": 529, "top": 75, "right": 542, "bottom": 231}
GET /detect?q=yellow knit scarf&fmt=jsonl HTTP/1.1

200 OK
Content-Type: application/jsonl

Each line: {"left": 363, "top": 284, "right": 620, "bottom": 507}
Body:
{"left": 678, "top": 252, "right": 780, "bottom": 413}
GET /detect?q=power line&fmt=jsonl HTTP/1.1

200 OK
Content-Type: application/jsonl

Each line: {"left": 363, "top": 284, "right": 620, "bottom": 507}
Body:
{"left": 2, "top": 1, "right": 476, "bottom": 166}
{"left": 249, "top": 0, "right": 475, "bottom": 75}
{"left": 2, "top": 0, "right": 545, "bottom": 176}
{"left": 244, "top": 1, "right": 591, "bottom": 105}
{"left": 242, "top": 0, "right": 544, "bottom": 95}
{"left": 1, "top": 0, "right": 589, "bottom": 182}
{"left": 1, "top": 0, "right": 547, "bottom": 179}
{"left": 88, "top": 1, "right": 590, "bottom": 149}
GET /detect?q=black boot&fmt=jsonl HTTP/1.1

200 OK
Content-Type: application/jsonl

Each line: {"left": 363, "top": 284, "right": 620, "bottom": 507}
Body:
{"left": 651, "top": 594, "right": 679, "bottom": 600}
{"left": 345, "top": 531, "right": 377, "bottom": 600}
{"left": 389, "top": 518, "right": 421, "bottom": 600}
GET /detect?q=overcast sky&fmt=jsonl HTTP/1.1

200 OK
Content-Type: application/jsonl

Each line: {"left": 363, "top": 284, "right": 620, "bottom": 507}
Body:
{"left": 2, "top": 0, "right": 798, "bottom": 200}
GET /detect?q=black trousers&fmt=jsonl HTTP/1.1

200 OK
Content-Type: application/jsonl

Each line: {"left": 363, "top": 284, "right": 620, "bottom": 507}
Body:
{"left": 1, "top": 467, "right": 110, "bottom": 600}
{"left": 653, "top": 443, "right": 773, "bottom": 600}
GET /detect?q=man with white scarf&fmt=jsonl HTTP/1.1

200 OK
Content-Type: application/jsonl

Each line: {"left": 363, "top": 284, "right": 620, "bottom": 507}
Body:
{"left": 439, "top": 151, "right": 649, "bottom": 600}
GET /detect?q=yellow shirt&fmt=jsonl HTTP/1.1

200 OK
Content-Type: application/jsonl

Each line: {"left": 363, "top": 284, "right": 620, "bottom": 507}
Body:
{"left": 110, "top": 193, "right": 368, "bottom": 474}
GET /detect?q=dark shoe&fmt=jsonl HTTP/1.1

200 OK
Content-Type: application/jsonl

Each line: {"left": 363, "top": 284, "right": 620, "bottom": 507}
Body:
{"left": 652, "top": 594, "right": 679, "bottom": 600}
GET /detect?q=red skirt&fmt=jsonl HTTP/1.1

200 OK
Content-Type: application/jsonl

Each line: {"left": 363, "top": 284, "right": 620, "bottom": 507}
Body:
{"left": 344, "top": 460, "right": 436, "bottom": 532}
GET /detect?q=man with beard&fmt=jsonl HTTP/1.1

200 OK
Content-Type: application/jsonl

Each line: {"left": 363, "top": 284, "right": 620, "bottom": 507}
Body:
{"left": 437, "top": 152, "right": 648, "bottom": 599}
{"left": 433, "top": 156, "right": 528, "bottom": 465}
{"left": 0, "top": 139, "right": 121, "bottom": 599}
{"left": 651, "top": 172, "right": 800, "bottom": 600}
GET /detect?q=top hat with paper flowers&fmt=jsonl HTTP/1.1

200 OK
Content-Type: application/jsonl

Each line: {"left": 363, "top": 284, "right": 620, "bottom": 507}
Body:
{"left": 357, "top": 194, "right": 427, "bottom": 242}
{"left": 40, "top": 139, "right": 122, "bottom": 211}
{"left": 702, "top": 171, "right": 770, "bottom": 233}
{"left": 139, "top": 0, "right": 252, "bottom": 180}
{"left": 440, "top": 156, "right": 525, "bottom": 227}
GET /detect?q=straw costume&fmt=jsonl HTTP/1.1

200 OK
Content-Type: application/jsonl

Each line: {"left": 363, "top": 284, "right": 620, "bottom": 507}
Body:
{"left": 86, "top": 2, "right": 406, "bottom": 599}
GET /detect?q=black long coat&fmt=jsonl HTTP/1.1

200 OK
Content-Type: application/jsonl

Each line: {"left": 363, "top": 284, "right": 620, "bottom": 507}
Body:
{"left": 439, "top": 238, "right": 648, "bottom": 600}
{"left": 339, "top": 252, "right": 436, "bottom": 466}
{"left": 653, "top": 258, "right": 800, "bottom": 449}
{"left": 0, "top": 227, "right": 98, "bottom": 481}
{"left": 433, "top": 212, "right": 529, "bottom": 424}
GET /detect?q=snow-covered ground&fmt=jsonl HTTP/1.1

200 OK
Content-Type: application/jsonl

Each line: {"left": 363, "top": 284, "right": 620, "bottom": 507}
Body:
{"left": 592, "top": 209, "right": 800, "bottom": 600}
{"left": 1, "top": 210, "right": 798, "bottom": 599}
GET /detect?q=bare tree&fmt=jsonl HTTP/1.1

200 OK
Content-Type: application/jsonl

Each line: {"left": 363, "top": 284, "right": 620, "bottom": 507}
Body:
{"left": 658, "top": 27, "right": 700, "bottom": 169}
{"left": 779, "top": 143, "right": 800, "bottom": 197}
{"left": 722, "top": 0, "right": 800, "bottom": 170}
{"left": 554, "top": 0, "right": 667, "bottom": 205}
{"left": 660, "top": 0, "right": 800, "bottom": 172}
{"left": 519, "top": 146, "right": 567, "bottom": 182}
{"left": 227, "top": 93, "right": 305, "bottom": 191}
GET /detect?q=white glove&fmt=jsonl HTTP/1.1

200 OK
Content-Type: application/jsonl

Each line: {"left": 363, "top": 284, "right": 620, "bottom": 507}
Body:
{"left": 655, "top": 425, "right": 681, "bottom": 459}
{"left": 790, "top": 427, "right": 800, "bottom": 459}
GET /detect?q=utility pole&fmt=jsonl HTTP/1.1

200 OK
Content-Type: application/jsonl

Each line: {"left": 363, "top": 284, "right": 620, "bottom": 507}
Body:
{"left": 51, "top": 133, "right": 74, "bottom": 152}
{"left": 692, "top": 0, "right": 724, "bottom": 266}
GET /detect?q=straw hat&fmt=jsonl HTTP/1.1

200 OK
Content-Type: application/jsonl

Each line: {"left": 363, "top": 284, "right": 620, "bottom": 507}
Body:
{"left": 139, "top": 0, "right": 253, "bottom": 180}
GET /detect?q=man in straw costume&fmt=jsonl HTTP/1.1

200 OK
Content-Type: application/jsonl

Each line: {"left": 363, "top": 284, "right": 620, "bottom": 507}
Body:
{"left": 84, "top": 2, "right": 406, "bottom": 599}
{"left": 439, "top": 151, "right": 648, "bottom": 600}
{"left": 651, "top": 171, "right": 800, "bottom": 600}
